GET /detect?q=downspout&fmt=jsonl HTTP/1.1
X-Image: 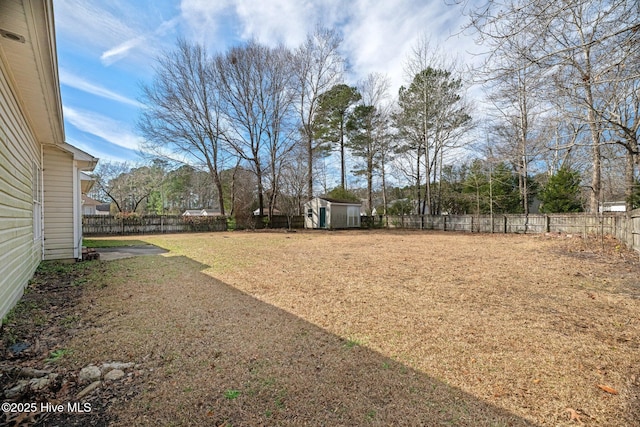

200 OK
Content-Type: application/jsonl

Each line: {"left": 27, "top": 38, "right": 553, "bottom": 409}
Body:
{"left": 40, "top": 144, "right": 44, "bottom": 260}
{"left": 72, "top": 160, "right": 80, "bottom": 260}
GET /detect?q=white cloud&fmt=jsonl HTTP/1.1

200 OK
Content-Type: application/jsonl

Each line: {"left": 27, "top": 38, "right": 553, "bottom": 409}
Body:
{"left": 232, "top": 0, "right": 333, "bottom": 46}
{"left": 100, "top": 17, "right": 180, "bottom": 66}
{"left": 179, "top": 0, "right": 232, "bottom": 47}
{"left": 64, "top": 107, "right": 143, "bottom": 152}
{"left": 54, "top": 0, "right": 178, "bottom": 68}
{"left": 59, "top": 69, "right": 144, "bottom": 108}
{"left": 100, "top": 36, "right": 147, "bottom": 66}
{"left": 54, "top": 0, "right": 139, "bottom": 53}
{"left": 65, "top": 137, "right": 133, "bottom": 164}
{"left": 177, "top": 0, "right": 477, "bottom": 94}
{"left": 340, "top": 0, "right": 475, "bottom": 92}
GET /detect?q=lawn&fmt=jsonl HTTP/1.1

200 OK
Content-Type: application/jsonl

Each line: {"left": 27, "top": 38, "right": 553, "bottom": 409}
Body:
{"left": 2, "top": 230, "right": 639, "bottom": 426}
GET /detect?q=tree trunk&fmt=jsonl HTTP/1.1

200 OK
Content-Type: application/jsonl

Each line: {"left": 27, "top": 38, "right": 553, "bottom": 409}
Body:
{"left": 588, "top": 122, "right": 601, "bottom": 213}
{"left": 367, "top": 157, "right": 373, "bottom": 216}
{"left": 625, "top": 150, "right": 635, "bottom": 211}
{"left": 307, "top": 134, "right": 313, "bottom": 199}
{"left": 340, "top": 120, "right": 346, "bottom": 190}
{"left": 208, "top": 171, "right": 224, "bottom": 216}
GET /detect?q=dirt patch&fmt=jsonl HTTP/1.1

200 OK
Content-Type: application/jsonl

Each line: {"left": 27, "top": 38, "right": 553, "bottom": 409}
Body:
{"left": 0, "top": 262, "right": 142, "bottom": 426}
{"left": 2, "top": 231, "right": 640, "bottom": 426}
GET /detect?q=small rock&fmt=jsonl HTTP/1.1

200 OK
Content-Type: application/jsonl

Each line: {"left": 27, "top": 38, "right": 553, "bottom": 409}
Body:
{"left": 20, "top": 368, "right": 51, "bottom": 378}
{"left": 29, "top": 374, "right": 56, "bottom": 391}
{"left": 79, "top": 365, "right": 102, "bottom": 384}
{"left": 76, "top": 380, "right": 101, "bottom": 399}
{"left": 101, "top": 362, "right": 134, "bottom": 373}
{"left": 104, "top": 369, "right": 125, "bottom": 381}
{"left": 4, "top": 380, "right": 28, "bottom": 399}
{"left": 9, "top": 342, "right": 30, "bottom": 354}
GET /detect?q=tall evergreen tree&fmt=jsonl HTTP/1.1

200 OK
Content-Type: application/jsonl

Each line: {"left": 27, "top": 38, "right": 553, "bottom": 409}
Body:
{"left": 394, "top": 67, "right": 471, "bottom": 214}
{"left": 346, "top": 104, "right": 379, "bottom": 214}
{"left": 540, "top": 167, "right": 583, "bottom": 213}
{"left": 314, "top": 84, "right": 361, "bottom": 189}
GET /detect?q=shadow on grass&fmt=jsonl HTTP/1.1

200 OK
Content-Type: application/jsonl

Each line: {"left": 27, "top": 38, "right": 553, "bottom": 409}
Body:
{"left": 69, "top": 255, "right": 537, "bottom": 426}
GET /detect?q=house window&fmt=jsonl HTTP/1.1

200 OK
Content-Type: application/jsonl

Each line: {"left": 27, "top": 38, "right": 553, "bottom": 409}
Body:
{"left": 307, "top": 208, "right": 313, "bottom": 218}
{"left": 32, "top": 162, "right": 42, "bottom": 240}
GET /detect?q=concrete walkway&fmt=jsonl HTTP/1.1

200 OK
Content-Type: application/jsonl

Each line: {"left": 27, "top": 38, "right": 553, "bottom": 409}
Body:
{"left": 96, "top": 245, "right": 168, "bottom": 261}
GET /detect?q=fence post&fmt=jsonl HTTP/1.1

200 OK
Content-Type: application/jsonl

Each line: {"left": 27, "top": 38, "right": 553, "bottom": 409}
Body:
{"left": 545, "top": 215, "right": 550, "bottom": 233}
{"left": 503, "top": 216, "right": 507, "bottom": 233}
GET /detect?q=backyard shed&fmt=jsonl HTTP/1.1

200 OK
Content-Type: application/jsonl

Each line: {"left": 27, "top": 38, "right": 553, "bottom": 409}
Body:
{"left": 304, "top": 197, "right": 362, "bottom": 229}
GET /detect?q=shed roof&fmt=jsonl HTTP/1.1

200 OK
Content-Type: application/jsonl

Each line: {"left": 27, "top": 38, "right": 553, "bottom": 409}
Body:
{"left": 314, "top": 196, "right": 362, "bottom": 205}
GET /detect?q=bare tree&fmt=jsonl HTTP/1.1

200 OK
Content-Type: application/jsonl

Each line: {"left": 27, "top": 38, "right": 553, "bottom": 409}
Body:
{"left": 262, "top": 46, "right": 299, "bottom": 217}
{"left": 216, "top": 40, "right": 298, "bottom": 216}
{"left": 467, "top": 0, "right": 640, "bottom": 211}
{"left": 596, "top": 63, "right": 640, "bottom": 209}
{"left": 293, "top": 27, "right": 345, "bottom": 199}
{"left": 227, "top": 163, "right": 257, "bottom": 228}
{"left": 139, "top": 39, "right": 228, "bottom": 215}
{"left": 92, "top": 161, "right": 163, "bottom": 214}
{"left": 279, "top": 144, "right": 309, "bottom": 228}
{"left": 484, "top": 62, "right": 549, "bottom": 214}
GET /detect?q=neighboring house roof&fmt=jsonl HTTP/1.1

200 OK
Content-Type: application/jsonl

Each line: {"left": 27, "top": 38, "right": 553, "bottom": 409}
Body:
{"left": 600, "top": 201, "right": 626, "bottom": 212}
{"left": 182, "top": 209, "right": 222, "bottom": 216}
{"left": 96, "top": 204, "right": 111, "bottom": 213}
{"left": 253, "top": 208, "right": 283, "bottom": 215}
{"left": 82, "top": 195, "right": 101, "bottom": 207}
{"left": 202, "top": 209, "right": 221, "bottom": 216}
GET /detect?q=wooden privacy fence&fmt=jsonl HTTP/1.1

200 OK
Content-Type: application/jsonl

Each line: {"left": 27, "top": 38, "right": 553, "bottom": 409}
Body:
{"left": 84, "top": 211, "right": 640, "bottom": 253}
{"left": 83, "top": 215, "right": 228, "bottom": 235}
{"left": 249, "top": 215, "right": 304, "bottom": 229}
{"left": 382, "top": 210, "right": 640, "bottom": 253}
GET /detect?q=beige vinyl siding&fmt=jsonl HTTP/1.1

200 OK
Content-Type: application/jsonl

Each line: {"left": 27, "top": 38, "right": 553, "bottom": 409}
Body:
{"left": 43, "top": 145, "right": 74, "bottom": 260}
{"left": 0, "top": 55, "right": 42, "bottom": 322}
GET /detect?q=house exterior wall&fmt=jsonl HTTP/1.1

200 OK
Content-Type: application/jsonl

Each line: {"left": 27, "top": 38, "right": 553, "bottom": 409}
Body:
{"left": 304, "top": 198, "right": 330, "bottom": 229}
{"left": 42, "top": 145, "right": 74, "bottom": 260}
{"left": 0, "top": 56, "right": 43, "bottom": 321}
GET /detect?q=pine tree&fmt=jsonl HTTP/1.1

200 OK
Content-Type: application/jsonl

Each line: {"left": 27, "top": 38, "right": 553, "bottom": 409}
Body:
{"left": 540, "top": 167, "right": 583, "bottom": 213}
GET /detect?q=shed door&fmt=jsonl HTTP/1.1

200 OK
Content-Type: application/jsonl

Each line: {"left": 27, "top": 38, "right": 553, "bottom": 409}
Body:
{"left": 319, "top": 207, "right": 326, "bottom": 228}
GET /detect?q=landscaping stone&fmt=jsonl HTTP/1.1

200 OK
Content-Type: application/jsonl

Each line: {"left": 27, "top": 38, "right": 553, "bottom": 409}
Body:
{"left": 101, "top": 362, "right": 135, "bottom": 373}
{"left": 29, "top": 373, "right": 58, "bottom": 391}
{"left": 4, "top": 380, "right": 28, "bottom": 399}
{"left": 78, "top": 365, "right": 101, "bottom": 383}
{"left": 104, "top": 369, "right": 125, "bottom": 381}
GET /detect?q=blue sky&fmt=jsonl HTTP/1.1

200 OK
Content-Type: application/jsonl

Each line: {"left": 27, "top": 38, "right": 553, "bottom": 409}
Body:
{"left": 53, "top": 0, "right": 477, "bottom": 164}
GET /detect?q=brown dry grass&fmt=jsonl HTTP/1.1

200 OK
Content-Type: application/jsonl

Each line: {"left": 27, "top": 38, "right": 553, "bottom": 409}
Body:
{"left": 66, "top": 230, "right": 640, "bottom": 426}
